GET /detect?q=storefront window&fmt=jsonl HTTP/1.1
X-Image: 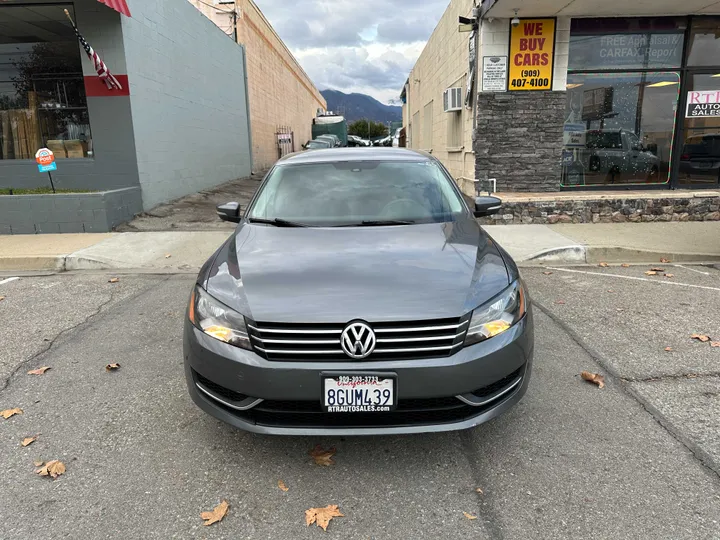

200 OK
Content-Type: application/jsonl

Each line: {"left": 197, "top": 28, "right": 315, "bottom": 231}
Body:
{"left": 687, "top": 17, "right": 720, "bottom": 66}
{"left": 0, "top": 4, "right": 92, "bottom": 160}
{"left": 561, "top": 72, "right": 679, "bottom": 187}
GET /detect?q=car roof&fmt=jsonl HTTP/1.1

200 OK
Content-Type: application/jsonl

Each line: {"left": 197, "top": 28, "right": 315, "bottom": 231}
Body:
{"left": 278, "top": 148, "right": 433, "bottom": 165}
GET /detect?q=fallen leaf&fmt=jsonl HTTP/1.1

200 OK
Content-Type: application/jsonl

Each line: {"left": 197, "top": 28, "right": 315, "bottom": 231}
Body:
{"left": 711, "top": 342, "right": 720, "bottom": 348}
{"left": 691, "top": 334, "right": 711, "bottom": 342}
{"left": 278, "top": 480, "right": 289, "bottom": 492}
{"left": 1, "top": 407, "right": 23, "bottom": 419}
{"left": 621, "top": 263, "right": 630, "bottom": 268}
{"left": 542, "top": 271, "right": 553, "bottom": 276}
{"left": 660, "top": 258, "right": 671, "bottom": 263}
{"left": 27, "top": 367, "right": 51, "bottom": 375}
{"left": 607, "top": 289, "right": 614, "bottom": 293}
{"left": 581, "top": 371, "right": 605, "bottom": 389}
{"left": 21, "top": 436, "right": 38, "bottom": 447}
{"left": 164, "top": 254, "right": 172, "bottom": 259}
{"left": 0, "top": 296, "right": 5, "bottom": 301}
{"left": 644, "top": 271, "right": 657, "bottom": 276}
{"left": 463, "top": 512, "right": 478, "bottom": 520}
{"left": 305, "top": 505, "right": 344, "bottom": 531}
{"left": 201, "top": 500, "right": 229, "bottom": 526}
{"left": 686, "top": 373, "right": 699, "bottom": 378}
{"left": 664, "top": 347, "right": 673, "bottom": 352}
{"left": 555, "top": 300, "right": 566, "bottom": 305}
{"left": 108, "top": 277, "right": 120, "bottom": 283}
{"left": 475, "top": 488, "right": 484, "bottom": 494}
{"left": 649, "top": 267, "right": 666, "bottom": 272}
{"left": 33, "top": 460, "right": 44, "bottom": 467}
{"left": 664, "top": 273, "right": 675, "bottom": 278}
{"left": 309, "top": 444, "right": 336, "bottom": 466}
{"left": 598, "top": 262, "right": 609, "bottom": 267}
{"left": 105, "top": 363, "right": 121, "bottom": 371}
{"left": 35, "top": 459, "right": 65, "bottom": 479}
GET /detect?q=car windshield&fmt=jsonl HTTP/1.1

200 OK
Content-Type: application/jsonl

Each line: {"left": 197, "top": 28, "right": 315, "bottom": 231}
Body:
{"left": 306, "top": 141, "right": 328, "bottom": 148}
{"left": 248, "top": 160, "right": 465, "bottom": 226}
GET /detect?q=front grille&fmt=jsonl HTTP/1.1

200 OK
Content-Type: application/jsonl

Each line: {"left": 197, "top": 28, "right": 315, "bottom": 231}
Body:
{"left": 247, "top": 315, "right": 471, "bottom": 361}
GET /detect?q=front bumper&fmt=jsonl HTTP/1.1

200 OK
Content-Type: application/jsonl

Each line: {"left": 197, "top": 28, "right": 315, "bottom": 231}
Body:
{"left": 183, "top": 311, "right": 534, "bottom": 435}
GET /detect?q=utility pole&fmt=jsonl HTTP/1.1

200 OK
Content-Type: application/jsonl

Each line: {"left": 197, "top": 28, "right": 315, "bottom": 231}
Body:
{"left": 232, "top": 9, "right": 237, "bottom": 42}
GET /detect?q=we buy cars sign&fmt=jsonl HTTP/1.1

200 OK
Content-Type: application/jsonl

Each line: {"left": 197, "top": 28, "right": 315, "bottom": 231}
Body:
{"left": 35, "top": 148, "right": 57, "bottom": 173}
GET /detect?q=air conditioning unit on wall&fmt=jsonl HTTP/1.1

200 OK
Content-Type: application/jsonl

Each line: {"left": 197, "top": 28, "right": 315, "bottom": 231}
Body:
{"left": 443, "top": 87, "right": 463, "bottom": 112}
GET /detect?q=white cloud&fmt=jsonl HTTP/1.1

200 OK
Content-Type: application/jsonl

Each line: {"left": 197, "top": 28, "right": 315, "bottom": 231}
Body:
{"left": 253, "top": 0, "right": 449, "bottom": 101}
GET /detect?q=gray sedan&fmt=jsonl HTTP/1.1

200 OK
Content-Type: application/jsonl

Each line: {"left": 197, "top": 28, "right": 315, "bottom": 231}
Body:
{"left": 184, "top": 148, "right": 533, "bottom": 435}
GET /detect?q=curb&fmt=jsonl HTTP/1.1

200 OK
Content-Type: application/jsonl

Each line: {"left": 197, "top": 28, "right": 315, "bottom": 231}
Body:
{"left": 0, "top": 255, "right": 66, "bottom": 272}
{"left": 524, "top": 245, "right": 720, "bottom": 265}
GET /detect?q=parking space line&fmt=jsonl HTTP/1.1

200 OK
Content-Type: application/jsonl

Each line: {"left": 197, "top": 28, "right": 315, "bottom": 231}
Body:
{"left": 0, "top": 277, "right": 19, "bottom": 286}
{"left": 545, "top": 267, "right": 720, "bottom": 293}
{"left": 674, "top": 264, "right": 711, "bottom": 276}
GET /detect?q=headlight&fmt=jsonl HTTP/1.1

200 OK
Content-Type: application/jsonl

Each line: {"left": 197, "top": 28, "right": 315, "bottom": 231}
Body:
{"left": 464, "top": 280, "right": 526, "bottom": 346}
{"left": 188, "top": 286, "right": 252, "bottom": 350}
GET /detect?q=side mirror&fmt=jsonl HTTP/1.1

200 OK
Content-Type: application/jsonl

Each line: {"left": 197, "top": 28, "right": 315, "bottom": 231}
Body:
{"left": 216, "top": 202, "right": 242, "bottom": 223}
{"left": 474, "top": 196, "right": 502, "bottom": 218}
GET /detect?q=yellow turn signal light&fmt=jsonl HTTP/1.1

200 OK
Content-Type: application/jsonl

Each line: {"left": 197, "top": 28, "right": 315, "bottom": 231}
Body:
{"left": 202, "top": 325, "right": 233, "bottom": 342}
{"left": 481, "top": 320, "right": 512, "bottom": 338}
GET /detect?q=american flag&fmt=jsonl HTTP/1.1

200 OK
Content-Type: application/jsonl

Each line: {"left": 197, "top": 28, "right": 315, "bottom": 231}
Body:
{"left": 64, "top": 10, "right": 123, "bottom": 91}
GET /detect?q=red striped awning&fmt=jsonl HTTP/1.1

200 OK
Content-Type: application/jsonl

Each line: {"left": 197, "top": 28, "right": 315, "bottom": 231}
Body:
{"left": 96, "top": 0, "right": 132, "bottom": 17}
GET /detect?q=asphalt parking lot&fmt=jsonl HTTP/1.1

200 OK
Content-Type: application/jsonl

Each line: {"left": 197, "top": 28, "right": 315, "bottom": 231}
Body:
{"left": 0, "top": 265, "right": 718, "bottom": 539}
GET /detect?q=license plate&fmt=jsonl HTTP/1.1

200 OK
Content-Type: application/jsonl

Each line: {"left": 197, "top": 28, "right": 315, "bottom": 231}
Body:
{"left": 322, "top": 374, "right": 396, "bottom": 412}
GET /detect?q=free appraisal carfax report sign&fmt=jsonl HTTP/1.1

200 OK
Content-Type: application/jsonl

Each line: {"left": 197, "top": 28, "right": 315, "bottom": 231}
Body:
{"left": 508, "top": 18, "right": 555, "bottom": 91}
{"left": 686, "top": 90, "right": 720, "bottom": 117}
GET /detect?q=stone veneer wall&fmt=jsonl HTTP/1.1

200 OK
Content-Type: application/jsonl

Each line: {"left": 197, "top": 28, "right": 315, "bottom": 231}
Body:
{"left": 474, "top": 92, "right": 566, "bottom": 192}
{"left": 478, "top": 195, "right": 720, "bottom": 225}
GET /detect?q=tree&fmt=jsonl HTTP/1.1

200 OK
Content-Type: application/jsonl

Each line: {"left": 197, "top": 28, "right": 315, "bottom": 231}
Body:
{"left": 348, "top": 119, "right": 389, "bottom": 139}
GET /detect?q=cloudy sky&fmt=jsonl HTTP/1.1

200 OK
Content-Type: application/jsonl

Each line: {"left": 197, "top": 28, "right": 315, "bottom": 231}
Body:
{"left": 253, "top": 0, "right": 450, "bottom": 104}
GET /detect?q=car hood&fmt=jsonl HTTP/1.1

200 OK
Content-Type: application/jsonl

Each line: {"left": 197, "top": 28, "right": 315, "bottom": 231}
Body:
{"left": 205, "top": 219, "right": 510, "bottom": 323}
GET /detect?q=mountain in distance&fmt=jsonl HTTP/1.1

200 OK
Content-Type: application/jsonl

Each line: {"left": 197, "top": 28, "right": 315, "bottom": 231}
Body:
{"left": 320, "top": 89, "right": 402, "bottom": 124}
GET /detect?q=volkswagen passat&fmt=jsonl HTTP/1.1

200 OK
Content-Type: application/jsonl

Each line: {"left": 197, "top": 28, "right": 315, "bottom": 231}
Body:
{"left": 184, "top": 148, "right": 533, "bottom": 435}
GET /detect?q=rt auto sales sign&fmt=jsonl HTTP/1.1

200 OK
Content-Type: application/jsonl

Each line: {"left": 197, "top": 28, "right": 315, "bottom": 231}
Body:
{"left": 686, "top": 90, "right": 720, "bottom": 117}
{"left": 508, "top": 19, "right": 555, "bottom": 91}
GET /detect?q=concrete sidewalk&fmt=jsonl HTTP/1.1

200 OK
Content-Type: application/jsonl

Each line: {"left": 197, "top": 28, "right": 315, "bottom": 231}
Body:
{"left": 1, "top": 222, "right": 719, "bottom": 273}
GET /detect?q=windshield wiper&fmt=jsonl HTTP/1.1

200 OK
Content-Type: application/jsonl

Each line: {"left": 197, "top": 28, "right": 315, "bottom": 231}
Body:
{"left": 248, "top": 217, "right": 309, "bottom": 228}
{"left": 353, "top": 219, "right": 416, "bottom": 227}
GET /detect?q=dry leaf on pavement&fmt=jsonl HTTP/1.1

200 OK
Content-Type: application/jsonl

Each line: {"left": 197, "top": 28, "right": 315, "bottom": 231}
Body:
{"left": 691, "top": 334, "right": 711, "bottom": 342}
{"left": 201, "top": 500, "right": 229, "bottom": 526}
{"left": 108, "top": 277, "right": 120, "bottom": 283}
{"left": 309, "top": 444, "right": 336, "bottom": 466}
{"left": 598, "top": 262, "right": 609, "bottom": 267}
{"left": 621, "top": 263, "right": 630, "bottom": 268}
{"left": 542, "top": 271, "right": 553, "bottom": 275}
{"left": 33, "top": 460, "right": 44, "bottom": 467}
{"left": 463, "top": 512, "right": 478, "bottom": 520}
{"left": 649, "top": 267, "right": 666, "bottom": 272}
{"left": 581, "top": 371, "right": 605, "bottom": 389}
{"left": 164, "top": 254, "right": 172, "bottom": 259}
{"left": 644, "top": 271, "right": 657, "bottom": 276}
{"left": 27, "top": 367, "right": 51, "bottom": 375}
{"left": 21, "top": 436, "right": 38, "bottom": 447}
{"left": 711, "top": 342, "right": 720, "bottom": 348}
{"left": 1, "top": 407, "right": 23, "bottom": 419}
{"left": 35, "top": 459, "right": 65, "bottom": 479}
{"left": 664, "top": 347, "right": 673, "bottom": 352}
{"left": 305, "top": 505, "right": 344, "bottom": 531}
{"left": 664, "top": 273, "right": 674, "bottom": 278}
{"left": 105, "top": 363, "right": 121, "bottom": 371}
{"left": 555, "top": 300, "right": 566, "bottom": 305}
{"left": 660, "top": 258, "right": 671, "bottom": 263}
{"left": 0, "top": 296, "right": 5, "bottom": 301}
{"left": 278, "top": 480, "right": 289, "bottom": 492}
{"left": 475, "top": 488, "right": 484, "bottom": 494}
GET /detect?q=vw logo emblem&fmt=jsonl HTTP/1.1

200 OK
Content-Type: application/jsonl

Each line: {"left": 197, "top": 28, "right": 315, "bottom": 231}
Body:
{"left": 340, "top": 321, "right": 376, "bottom": 359}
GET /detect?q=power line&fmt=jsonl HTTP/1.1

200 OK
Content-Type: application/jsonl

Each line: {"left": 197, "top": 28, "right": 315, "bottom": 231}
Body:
{"left": 194, "top": 0, "right": 234, "bottom": 14}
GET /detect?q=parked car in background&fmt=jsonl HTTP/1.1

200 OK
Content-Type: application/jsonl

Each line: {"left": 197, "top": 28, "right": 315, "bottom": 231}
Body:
{"left": 373, "top": 135, "right": 393, "bottom": 147}
{"left": 679, "top": 133, "right": 720, "bottom": 185}
{"left": 392, "top": 128, "right": 402, "bottom": 148}
{"left": 348, "top": 135, "right": 371, "bottom": 147}
{"left": 584, "top": 129, "right": 660, "bottom": 183}
{"left": 316, "top": 134, "right": 342, "bottom": 147}
{"left": 303, "top": 139, "right": 332, "bottom": 150}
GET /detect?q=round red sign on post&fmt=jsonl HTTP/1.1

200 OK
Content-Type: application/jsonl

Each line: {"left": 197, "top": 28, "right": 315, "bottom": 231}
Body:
{"left": 35, "top": 148, "right": 55, "bottom": 166}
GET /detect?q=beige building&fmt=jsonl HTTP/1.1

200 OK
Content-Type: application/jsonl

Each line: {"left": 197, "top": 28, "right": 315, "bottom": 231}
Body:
{"left": 190, "top": 0, "right": 326, "bottom": 172}
{"left": 404, "top": 0, "right": 720, "bottom": 195}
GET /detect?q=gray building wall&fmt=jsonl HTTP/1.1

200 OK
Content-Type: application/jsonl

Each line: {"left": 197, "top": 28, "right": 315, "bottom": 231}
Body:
{"left": 121, "top": 0, "right": 252, "bottom": 210}
{"left": 474, "top": 92, "right": 566, "bottom": 192}
{"left": 0, "top": 0, "right": 141, "bottom": 193}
